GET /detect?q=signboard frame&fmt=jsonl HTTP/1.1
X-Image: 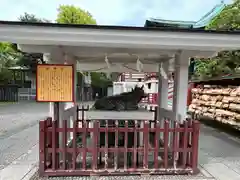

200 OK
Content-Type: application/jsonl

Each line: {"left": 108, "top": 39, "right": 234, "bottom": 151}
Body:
{"left": 36, "top": 64, "right": 75, "bottom": 102}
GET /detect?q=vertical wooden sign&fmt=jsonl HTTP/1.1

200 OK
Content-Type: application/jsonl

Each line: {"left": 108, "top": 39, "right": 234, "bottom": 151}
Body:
{"left": 36, "top": 64, "right": 74, "bottom": 102}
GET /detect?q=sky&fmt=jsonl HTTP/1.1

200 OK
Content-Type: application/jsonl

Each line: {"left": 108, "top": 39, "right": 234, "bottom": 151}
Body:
{"left": 0, "top": 0, "right": 233, "bottom": 26}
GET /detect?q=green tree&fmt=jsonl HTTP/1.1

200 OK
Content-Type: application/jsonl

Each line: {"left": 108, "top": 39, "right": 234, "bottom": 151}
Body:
{"left": 56, "top": 5, "right": 97, "bottom": 24}
{"left": 194, "top": 0, "right": 240, "bottom": 79}
{"left": 205, "top": 0, "right": 240, "bottom": 31}
{"left": 56, "top": 5, "right": 111, "bottom": 87}
{"left": 16, "top": 13, "right": 51, "bottom": 72}
{"left": 19, "top": 12, "right": 50, "bottom": 23}
{"left": 91, "top": 72, "right": 112, "bottom": 87}
{"left": 0, "top": 43, "right": 20, "bottom": 82}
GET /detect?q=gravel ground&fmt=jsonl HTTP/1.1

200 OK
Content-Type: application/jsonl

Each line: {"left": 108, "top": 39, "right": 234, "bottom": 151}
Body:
{"left": 29, "top": 170, "right": 214, "bottom": 180}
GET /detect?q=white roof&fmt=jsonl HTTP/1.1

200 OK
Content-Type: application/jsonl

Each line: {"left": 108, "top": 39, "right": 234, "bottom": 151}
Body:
{"left": 1, "top": 21, "right": 240, "bottom": 72}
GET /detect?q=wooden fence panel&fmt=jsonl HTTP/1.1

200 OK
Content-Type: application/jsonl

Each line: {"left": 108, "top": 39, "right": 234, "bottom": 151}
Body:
{"left": 39, "top": 110, "right": 200, "bottom": 177}
{"left": 0, "top": 85, "right": 18, "bottom": 102}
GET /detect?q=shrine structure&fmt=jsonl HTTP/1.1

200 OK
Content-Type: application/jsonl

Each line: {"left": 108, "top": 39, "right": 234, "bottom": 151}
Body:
{"left": 0, "top": 20, "right": 240, "bottom": 177}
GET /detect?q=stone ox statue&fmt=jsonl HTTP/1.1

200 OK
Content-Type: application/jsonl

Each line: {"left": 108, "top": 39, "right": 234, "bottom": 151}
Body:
{"left": 93, "top": 85, "right": 147, "bottom": 111}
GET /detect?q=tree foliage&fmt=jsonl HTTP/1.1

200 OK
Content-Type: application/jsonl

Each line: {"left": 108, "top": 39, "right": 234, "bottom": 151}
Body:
{"left": 205, "top": 0, "right": 240, "bottom": 31}
{"left": 0, "top": 43, "right": 20, "bottom": 82}
{"left": 56, "top": 5, "right": 97, "bottom": 24}
{"left": 19, "top": 12, "right": 51, "bottom": 23}
{"left": 16, "top": 13, "right": 51, "bottom": 72}
{"left": 0, "top": 13, "right": 50, "bottom": 82}
{"left": 91, "top": 72, "right": 112, "bottom": 87}
{"left": 194, "top": 0, "right": 240, "bottom": 80}
{"left": 1, "top": 7, "right": 111, "bottom": 87}
{"left": 56, "top": 5, "right": 110, "bottom": 87}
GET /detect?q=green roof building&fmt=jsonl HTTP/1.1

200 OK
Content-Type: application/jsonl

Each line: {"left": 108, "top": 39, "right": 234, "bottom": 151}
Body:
{"left": 144, "top": 1, "right": 226, "bottom": 29}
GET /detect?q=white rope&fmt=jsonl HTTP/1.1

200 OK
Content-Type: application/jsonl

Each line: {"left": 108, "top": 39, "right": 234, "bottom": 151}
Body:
{"left": 105, "top": 54, "right": 111, "bottom": 78}
{"left": 136, "top": 56, "right": 143, "bottom": 72}
{"left": 160, "top": 64, "right": 168, "bottom": 79}
{"left": 105, "top": 54, "right": 110, "bottom": 68}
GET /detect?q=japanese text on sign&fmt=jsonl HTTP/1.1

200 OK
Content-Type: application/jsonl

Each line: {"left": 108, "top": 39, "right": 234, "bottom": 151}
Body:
{"left": 36, "top": 64, "right": 74, "bottom": 102}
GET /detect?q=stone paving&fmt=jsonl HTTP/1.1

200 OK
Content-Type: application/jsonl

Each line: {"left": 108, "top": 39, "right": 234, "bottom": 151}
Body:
{"left": 0, "top": 102, "right": 48, "bottom": 138}
{"left": 1, "top": 102, "right": 240, "bottom": 180}
{"left": 0, "top": 102, "right": 48, "bottom": 172}
{"left": 198, "top": 125, "right": 240, "bottom": 180}
{"left": 31, "top": 174, "right": 215, "bottom": 180}
{"left": 30, "top": 122, "right": 240, "bottom": 180}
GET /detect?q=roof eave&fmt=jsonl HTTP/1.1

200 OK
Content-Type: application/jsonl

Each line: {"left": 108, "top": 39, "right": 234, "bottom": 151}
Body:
{"left": 0, "top": 21, "right": 239, "bottom": 54}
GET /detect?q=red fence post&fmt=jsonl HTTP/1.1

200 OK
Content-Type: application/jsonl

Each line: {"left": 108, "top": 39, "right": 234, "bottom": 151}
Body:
{"left": 105, "top": 120, "right": 109, "bottom": 170}
{"left": 178, "top": 121, "right": 189, "bottom": 168}
{"left": 92, "top": 121, "right": 99, "bottom": 170}
{"left": 186, "top": 120, "right": 192, "bottom": 166}
{"left": 46, "top": 118, "right": 52, "bottom": 148}
{"left": 183, "top": 121, "right": 189, "bottom": 168}
{"left": 72, "top": 120, "right": 77, "bottom": 170}
{"left": 62, "top": 120, "right": 67, "bottom": 170}
{"left": 82, "top": 118, "right": 87, "bottom": 170}
{"left": 133, "top": 120, "right": 137, "bottom": 170}
{"left": 39, "top": 119, "right": 46, "bottom": 177}
{"left": 164, "top": 120, "right": 169, "bottom": 169}
{"left": 45, "top": 118, "right": 53, "bottom": 169}
{"left": 51, "top": 120, "right": 57, "bottom": 170}
{"left": 143, "top": 121, "right": 149, "bottom": 169}
{"left": 172, "top": 121, "right": 179, "bottom": 169}
{"left": 154, "top": 120, "right": 160, "bottom": 169}
{"left": 191, "top": 120, "right": 200, "bottom": 173}
{"left": 124, "top": 120, "right": 128, "bottom": 170}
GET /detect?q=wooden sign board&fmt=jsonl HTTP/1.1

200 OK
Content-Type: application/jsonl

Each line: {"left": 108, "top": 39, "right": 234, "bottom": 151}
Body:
{"left": 36, "top": 64, "right": 74, "bottom": 102}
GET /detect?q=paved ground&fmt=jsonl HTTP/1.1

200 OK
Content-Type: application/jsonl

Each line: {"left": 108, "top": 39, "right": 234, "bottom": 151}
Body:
{"left": 30, "top": 124, "right": 240, "bottom": 180}
{"left": 0, "top": 102, "right": 48, "bottom": 172}
{"left": 0, "top": 102, "right": 240, "bottom": 180}
{"left": 198, "top": 125, "right": 240, "bottom": 179}
{"left": 0, "top": 102, "right": 48, "bottom": 138}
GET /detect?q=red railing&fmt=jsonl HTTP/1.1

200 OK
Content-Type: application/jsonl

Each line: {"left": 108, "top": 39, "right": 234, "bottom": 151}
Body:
{"left": 39, "top": 109, "right": 200, "bottom": 177}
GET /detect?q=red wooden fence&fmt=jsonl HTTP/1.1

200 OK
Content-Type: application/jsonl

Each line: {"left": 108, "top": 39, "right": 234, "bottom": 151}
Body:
{"left": 39, "top": 111, "right": 200, "bottom": 177}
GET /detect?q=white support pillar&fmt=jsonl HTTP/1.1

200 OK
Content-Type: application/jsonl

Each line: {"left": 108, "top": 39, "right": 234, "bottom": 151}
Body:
{"left": 49, "top": 102, "right": 54, "bottom": 118}
{"left": 47, "top": 51, "right": 77, "bottom": 146}
{"left": 157, "top": 61, "right": 169, "bottom": 141}
{"left": 157, "top": 60, "right": 170, "bottom": 120}
{"left": 62, "top": 53, "right": 77, "bottom": 142}
{"left": 71, "top": 60, "right": 77, "bottom": 140}
{"left": 44, "top": 53, "right": 60, "bottom": 120}
{"left": 46, "top": 52, "right": 66, "bottom": 122}
{"left": 172, "top": 51, "right": 189, "bottom": 123}
{"left": 44, "top": 53, "right": 54, "bottom": 119}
